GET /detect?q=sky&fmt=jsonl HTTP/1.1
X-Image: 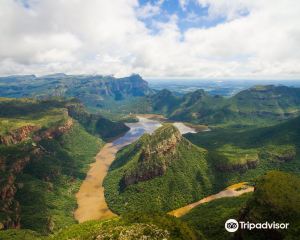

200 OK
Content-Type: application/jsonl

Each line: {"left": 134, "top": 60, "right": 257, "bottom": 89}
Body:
{"left": 0, "top": 0, "right": 300, "bottom": 79}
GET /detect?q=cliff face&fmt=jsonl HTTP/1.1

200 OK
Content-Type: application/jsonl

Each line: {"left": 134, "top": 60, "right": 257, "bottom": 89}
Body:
{"left": 0, "top": 119, "right": 73, "bottom": 230}
{"left": 104, "top": 124, "right": 211, "bottom": 214}
{"left": 0, "top": 126, "right": 40, "bottom": 145}
{"left": 33, "top": 118, "right": 73, "bottom": 142}
{"left": 121, "top": 125, "right": 184, "bottom": 188}
{"left": 0, "top": 119, "right": 73, "bottom": 146}
{"left": 0, "top": 146, "right": 36, "bottom": 228}
{"left": 216, "top": 158, "right": 259, "bottom": 172}
{"left": 67, "top": 103, "right": 129, "bottom": 140}
{"left": 0, "top": 73, "right": 153, "bottom": 101}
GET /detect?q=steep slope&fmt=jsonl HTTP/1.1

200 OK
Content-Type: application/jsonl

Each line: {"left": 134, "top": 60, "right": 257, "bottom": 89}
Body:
{"left": 182, "top": 193, "right": 251, "bottom": 240}
{"left": 0, "top": 98, "right": 128, "bottom": 234}
{"left": 104, "top": 124, "right": 213, "bottom": 214}
{"left": 150, "top": 89, "right": 182, "bottom": 114}
{"left": 237, "top": 171, "right": 300, "bottom": 239}
{"left": 151, "top": 85, "right": 300, "bottom": 126}
{"left": 66, "top": 102, "right": 129, "bottom": 140}
{"left": 186, "top": 115, "right": 300, "bottom": 188}
{"left": 182, "top": 171, "right": 300, "bottom": 240}
{"left": 0, "top": 74, "right": 153, "bottom": 110}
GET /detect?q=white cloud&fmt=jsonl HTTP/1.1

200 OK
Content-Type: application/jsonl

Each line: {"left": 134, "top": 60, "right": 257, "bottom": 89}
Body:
{"left": 179, "top": 0, "right": 189, "bottom": 11}
{"left": 136, "top": 0, "right": 164, "bottom": 19}
{"left": 0, "top": 0, "right": 299, "bottom": 79}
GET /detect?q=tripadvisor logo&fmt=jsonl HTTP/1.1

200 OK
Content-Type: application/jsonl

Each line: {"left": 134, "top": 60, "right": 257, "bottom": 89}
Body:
{"left": 225, "top": 219, "right": 289, "bottom": 232}
{"left": 225, "top": 219, "right": 239, "bottom": 232}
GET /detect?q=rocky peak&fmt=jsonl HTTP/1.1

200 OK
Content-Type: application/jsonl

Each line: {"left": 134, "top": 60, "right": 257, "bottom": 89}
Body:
{"left": 121, "top": 124, "right": 183, "bottom": 188}
{"left": 140, "top": 124, "right": 182, "bottom": 161}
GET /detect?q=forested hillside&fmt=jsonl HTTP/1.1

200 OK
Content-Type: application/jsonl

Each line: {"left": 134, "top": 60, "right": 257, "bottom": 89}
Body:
{"left": 150, "top": 85, "right": 300, "bottom": 126}
{"left": 0, "top": 98, "right": 128, "bottom": 234}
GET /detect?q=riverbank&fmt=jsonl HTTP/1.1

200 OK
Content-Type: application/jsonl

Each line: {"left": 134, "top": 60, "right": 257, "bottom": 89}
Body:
{"left": 74, "top": 116, "right": 205, "bottom": 222}
{"left": 74, "top": 117, "right": 162, "bottom": 222}
{"left": 168, "top": 182, "right": 254, "bottom": 218}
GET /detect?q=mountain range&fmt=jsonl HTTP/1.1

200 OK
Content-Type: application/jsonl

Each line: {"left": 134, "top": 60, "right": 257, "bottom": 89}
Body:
{"left": 0, "top": 74, "right": 300, "bottom": 240}
{"left": 150, "top": 85, "right": 300, "bottom": 126}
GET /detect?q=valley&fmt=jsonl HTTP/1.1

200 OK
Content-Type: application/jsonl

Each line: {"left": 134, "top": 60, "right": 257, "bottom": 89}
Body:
{"left": 0, "top": 74, "right": 300, "bottom": 240}
{"left": 2, "top": 1, "right": 300, "bottom": 239}
{"left": 75, "top": 116, "right": 197, "bottom": 222}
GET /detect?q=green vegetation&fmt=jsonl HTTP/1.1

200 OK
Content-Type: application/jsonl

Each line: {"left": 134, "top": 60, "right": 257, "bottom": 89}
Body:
{"left": 51, "top": 214, "right": 199, "bottom": 240}
{"left": 15, "top": 123, "right": 103, "bottom": 234}
{"left": 211, "top": 144, "right": 259, "bottom": 171}
{"left": 238, "top": 171, "right": 300, "bottom": 239}
{"left": 0, "top": 229, "right": 43, "bottom": 240}
{"left": 182, "top": 193, "right": 251, "bottom": 240}
{"left": 150, "top": 86, "right": 300, "bottom": 127}
{"left": 0, "top": 213, "right": 200, "bottom": 240}
{"left": 66, "top": 102, "right": 129, "bottom": 140}
{"left": 183, "top": 171, "right": 300, "bottom": 240}
{"left": 0, "top": 98, "right": 68, "bottom": 134}
{"left": 186, "top": 115, "right": 300, "bottom": 188}
{"left": 0, "top": 98, "right": 113, "bottom": 235}
{"left": 0, "top": 74, "right": 153, "bottom": 113}
{"left": 104, "top": 124, "right": 214, "bottom": 214}
{"left": 1, "top": 79, "right": 300, "bottom": 240}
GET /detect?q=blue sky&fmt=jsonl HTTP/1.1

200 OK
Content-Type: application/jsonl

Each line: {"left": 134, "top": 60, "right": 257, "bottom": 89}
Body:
{"left": 138, "top": 0, "right": 226, "bottom": 32}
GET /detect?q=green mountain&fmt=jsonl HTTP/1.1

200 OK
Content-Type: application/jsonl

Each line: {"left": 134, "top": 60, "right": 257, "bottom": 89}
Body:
{"left": 150, "top": 89, "right": 182, "bottom": 114}
{"left": 0, "top": 74, "right": 153, "bottom": 111}
{"left": 104, "top": 124, "right": 214, "bottom": 214}
{"left": 150, "top": 85, "right": 300, "bottom": 126}
{"left": 66, "top": 101, "right": 129, "bottom": 140}
{"left": 186, "top": 114, "right": 300, "bottom": 188}
{"left": 182, "top": 171, "right": 300, "bottom": 240}
{"left": 0, "top": 98, "right": 128, "bottom": 234}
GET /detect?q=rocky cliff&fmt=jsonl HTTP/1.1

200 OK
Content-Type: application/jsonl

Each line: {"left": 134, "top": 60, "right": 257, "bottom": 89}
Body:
{"left": 66, "top": 103, "right": 129, "bottom": 140}
{"left": 121, "top": 124, "right": 186, "bottom": 188}
{"left": 104, "top": 124, "right": 212, "bottom": 214}
{"left": 0, "top": 119, "right": 73, "bottom": 230}
{"left": 0, "top": 73, "right": 153, "bottom": 101}
{"left": 0, "top": 144, "right": 41, "bottom": 229}
{"left": 0, "top": 126, "right": 39, "bottom": 145}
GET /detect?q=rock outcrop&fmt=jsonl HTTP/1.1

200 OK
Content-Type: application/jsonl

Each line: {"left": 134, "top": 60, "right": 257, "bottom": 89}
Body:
{"left": 216, "top": 158, "right": 259, "bottom": 172}
{"left": 0, "top": 125, "right": 40, "bottom": 145}
{"left": 0, "top": 119, "right": 73, "bottom": 230}
{"left": 121, "top": 125, "right": 184, "bottom": 188}
{"left": 0, "top": 147, "right": 37, "bottom": 229}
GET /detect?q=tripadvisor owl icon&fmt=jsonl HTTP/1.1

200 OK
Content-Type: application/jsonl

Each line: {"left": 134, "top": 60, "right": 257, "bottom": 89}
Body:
{"left": 225, "top": 219, "right": 239, "bottom": 232}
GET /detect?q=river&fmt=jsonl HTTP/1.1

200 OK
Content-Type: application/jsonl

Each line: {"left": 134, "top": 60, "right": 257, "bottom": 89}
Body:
{"left": 74, "top": 117, "right": 253, "bottom": 222}
{"left": 74, "top": 117, "right": 197, "bottom": 223}
{"left": 168, "top": 182, "right": 254, "bottom": 217}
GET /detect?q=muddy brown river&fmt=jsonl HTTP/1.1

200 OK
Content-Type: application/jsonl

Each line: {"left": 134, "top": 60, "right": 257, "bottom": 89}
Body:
{"left": 74, "top": 117, "right": 252, "bottom": 222}
{"left": 75, "top": 117, "right": 165, "bottom": 222}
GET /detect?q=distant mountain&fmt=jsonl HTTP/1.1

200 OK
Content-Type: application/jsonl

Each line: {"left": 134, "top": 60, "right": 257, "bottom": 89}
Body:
{"left": 150, "top": 85, "right": 300, "bottom": 126}
{"left": 104, "top": 124, "right": 213, "bottom": 214}
{"left": 150, "top": 89, "right": 181, "bottom": 114}
{"left": 0, "top": 74, "right": 153, "bottom": 108}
